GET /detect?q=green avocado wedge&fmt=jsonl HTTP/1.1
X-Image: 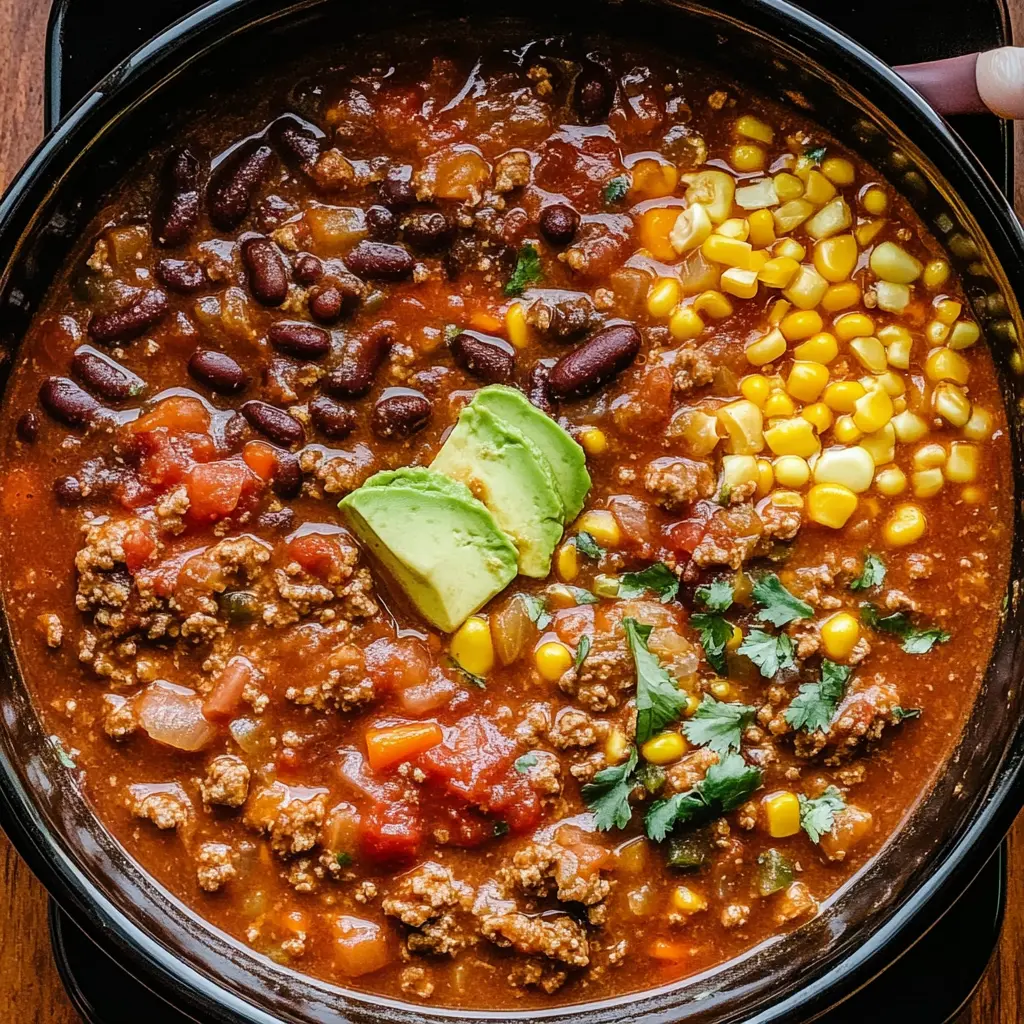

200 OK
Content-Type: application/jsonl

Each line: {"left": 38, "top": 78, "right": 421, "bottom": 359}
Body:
{"left": 339, "top": 473, "right": 518, "bottom": 633}
{"left": 472, "top": 385, "right": 591, "bottom": 521}
{"left": 431, "top": 404, "right": 565, "bottom": 578}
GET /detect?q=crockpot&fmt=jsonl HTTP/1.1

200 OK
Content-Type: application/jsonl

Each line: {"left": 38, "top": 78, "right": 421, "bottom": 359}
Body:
{"left": 1, "top": 1, "right": 1023, "bottom": 1021}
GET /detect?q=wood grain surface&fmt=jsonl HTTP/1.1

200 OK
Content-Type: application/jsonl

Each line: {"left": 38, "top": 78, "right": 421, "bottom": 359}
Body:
{"left": 0, "top": 3, "right": 1021, "bottom": 1022}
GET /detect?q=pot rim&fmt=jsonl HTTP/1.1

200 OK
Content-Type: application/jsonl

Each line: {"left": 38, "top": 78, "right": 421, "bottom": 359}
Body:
{"left": 1, "top": 1, "right": 1023, "bottom": 1022}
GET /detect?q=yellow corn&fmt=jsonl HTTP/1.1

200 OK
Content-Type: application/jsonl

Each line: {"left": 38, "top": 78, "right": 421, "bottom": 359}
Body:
{"left": 912, "top": 467, "right": 944, "bottom": 498}
{"left": 793, "top": 331, "right": 838, "bottom": 364}
{"left": 732, "top": 143, "right": 766, "bottom": 172}
{"left": 875, "top": 466, "right": 907, "bottom": 496}
{"left": 807, "top": 482, "right": 859, "bottom": 528}
{"left": 756, "top": 459, "right": 774, "bottom": 497}
{"left": 804, "top": 168, "right": 836, "bottom": 204}
{"left": 922, "top": 258, "right": 950, "bottom": 290}
{"left": 718, "top": 400, "right": 766, "bottom": 454}
{"left": 883, "top": 504, "right": 927, "bottom": 546}
{"left": 926, "top": 320, "right": 950, "bottom": 346}
{"left": 773, "top": 454, "right": 810, "bottom": 487}
{"left": 768, "top": 298, "right": 791, "bottom": 324}
{"left": 506, "top": 302, "right": 531, "bottom": 348}
{"left": 579, "top": 427, "right": 608, "bottom": 456}
{"left": 946, "top": 442, "right": 978, "bottom": 483}
{"left": 892, "top": 410, "right": 929, "bottom": 443}
{"left": 721, "top": 267, "right": 760, "bottom": 299}
{"left": 786, "top": 361, "right": 830, "bottom": 402}
{"left": 814, "top": 445, "right": 875, "bottom": 493}
{"left": 746, "top": 328, "right": 788, "bottom": 367}
{"left": 642, "top": 732, "right": 686, "bottom": 765}
{"left": 451, "top": 616, "right": 495, "bottom": 677}
{"left": 834, "top": 312, "right": 874, "bottom": 341}
{"left": 684, "top": 170, "right": 737, "bottom": 224}
{"left": 702, "top": 234, "right": 753, "bottom": 268}
{"left": 741, "top": 374, "right": 772, "bottom": 407}
{"left": 861, "top": 186, "right": 888, "bottom": 215}
{"left": 875, "top": 281, "right": 911, "bottom": 314}
{"left": 556, "top": 542, "right": 579, "bottom": 582}
{"left": 763, "top": 389, "right": 796, "bottom": 418}
{"left": 852, "top": 386, "right": 893, "bottom": 433}
{"left": 693, "top": 289, "right": 734, "bottom": 319}
{"left": 832, "top": 414, "right": 862, "bottom": 444}
{"left": 948, "top": 321, "right": 981, "bottom": 350}
{"left": 759, "top": 256, "right": 801, "bottom": 289}
{"left": 535, "top": 641, "right": 573, "bottom": 682}
{"left": 735, "top": 114, "right": 775, "bottom": 143}
{"left": 821, "top": 156, "right": 856, "bottom": 186}
{"left": 856, "top": 217, "right": 887, "bottom": 247}
{"left": 671, "top": 884, "right": 708, "bottom": 916}
{"left": 806, "top": 197, "right": 853, "bottom": 241}
{"left": 774, "top": 199, "right": 815, "bottom": 235}
{"left": 718, "top": 217, "right": 750, "bottom": 241}
{"left": 820, "top": 612, "right": 861, "bottom": 660}
{"left": 813, "top": 234, "right": 858, "bottom": 282}
{"left": 869, "top": 371, "right": 906, "bottom": 397}
{"left": 773, "top": 172, "right": 805, "bottom": 201}
{"left": 801, "top": 402, "right": 834, "bottom": 433}
{"left": 859, "top": 423, "right": 896, "bottom": 465}
{"left": 821, "top": 281, "right": 861, "bottom": 312}
{"left": 710, "top": 678, "right": 734, "bottom": 698}
{"left": 934, "top": 298, "right": 962, "bottom": 324}
{"left": 925, "top": 347, "right": 970, "bottom": 386}
{"left": 630, "top": 158, "right": 679, "bottom": 200}
{"left": 823, "top": 380, "right": 866, "bottom": 413}
{"left": 670, "top": 202, "right": 714, "bottom": 254}
{"left": 774, "top": 237, "right": 807, "bottom": 261}
{"left": 577, "top": 510, "right": 621, "bottom": 548}
{"left": 647, "top": 277, "right": 682, "bottom": 318}
{"left": 780, "top": 309, "right": 824, "bottom": 342}
{"left": 763, "top": 791, "right": 801, "bottom": 838}
{"left": 912, "top": 443, "right": 947, "bottom": 471}
{"left": 669, "top": 305, "right": 705, "bottom": 341}
{"left": 721, "top": 454, "right": 760, "bottom": 491}
{"left": 764, "top": 416, "right": 819, "bottom": 458}
{"left": 870, "top": 241, "right": 923, "bottom": 283}
{"left": 748, "top": 208, "right": 776, "bottom": 248}
{"left": 933, "top": 383, "right": 972, "bottom": 427}
{"left": 963, "top": 407, "right": 993, "bottom": 441}
{"left": 885, "top": 335, "right": 912, "bottom": 370}
{"left": 783, "top": 265, "right": 829, "bottom": 309}
{"left": 849, "top": 337, "right": 887, "bottom": 373}
{"left": 604, "top": 727, "right": 629, "bottom": 764}
{"left": 962, "top": 486, "right": 984, "bottom": 504}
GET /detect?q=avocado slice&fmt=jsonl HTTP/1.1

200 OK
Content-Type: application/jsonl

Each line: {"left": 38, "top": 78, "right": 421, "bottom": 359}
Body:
{"left": 431, "top": 404, "right": 565, "bottom": 578}
{"left": 473, "top": 385, "right": 591, "bottom": 521}
{"left": 361, "top": 466, "right": 473, "bottom": 499}
{"left": 339, "top": 473, "right": 518, "bottom": 633}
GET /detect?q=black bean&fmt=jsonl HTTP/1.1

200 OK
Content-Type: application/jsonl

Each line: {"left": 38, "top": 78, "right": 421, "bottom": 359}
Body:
{"left": 153, "top": 145, "right": 202, "bottom": 247}
{"left": 378, "top": 167, "right": 416, "bottom": 208}
{"left": 309, "top": 395, "right": 356, "bottom": 439}
{"left": 272, "top": 451, "right": 303, "bottom": 499}
{"left": 309, "top": 287, "right": 343, "bottom": 324}
{"left": 53, "top": 476, "right": 83, "bottom": 506}
{"left": 15, "top": 411, "right": 39, "bottom": 443}
{"left": 449, "top": 331, "right": 516, "bottom": 383}
{"left": 268, "top": 321, "right": 331, "bottom": 360}
{"left": 539, "top": 204, "right": 580, "bottom": 246}
{"left": 241, "top": 400, "right": 305, "bottom": 448}
{"left": 293, "top": 252, "right": 324, "bottom": 285}
{"left": 207, "top": 139, "right": 275, "bottom": 231}
{"left": 71, "top": 349, "right": 145, "bottom": 402}
{"left": 39, "top": 377, "right": 101, "bottom": 428}
{"left": 371, "top": 389, "right": 432, "bottom": 440}
{"left": 365, "top": 205, "right": 398, "bottom": 241}
{"left": 155, "top": 258, "right": 206, "bottom": 293}
{"left": 526, "top": 361, "right": 555, "bottom": 414}
{"left": 241, "top": 235, "right": 289, "bottom": 306}
{"left": 87, "top": 289, "right": 168, "bottom": 345}
{"left": 344, "top": 241, "right": 413, "bottom": 280}
{"left": 188, "top": 350, "right": 248, "bottom": 394}
{"left": 402, "top": 209, "right": 454, "bottom": 253}
{"left": 257, "top": 507, "right": 295, "bottom": 532}
{"left": 268, "top": 114, "right": 323, "bottom": 168}
{"left": 325, "top": 326, "right": 392, "bottom": 398}
{"left": 218, "top": 590, "right": 260, "bottom": 624}
{"left": 573, "top": 59, "right": 616, "bottom": 124}
{"left": 548, "top": 323, "right": 642, "bottom": 400}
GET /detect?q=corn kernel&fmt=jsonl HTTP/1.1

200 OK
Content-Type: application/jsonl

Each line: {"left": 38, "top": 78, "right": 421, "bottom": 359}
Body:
{"left": 747, "top": 208, "right": 776, "bottom": 248}
{"left": 641, "top": 731, "right": 686, "bottom": 765}
{"left": 884, "top": 504, "right": 927, "bottom": 546}
{"left": 702, "top": 234, "right": 753, "bottom": 268}
{"left": 861, "top": 187, "right": 888, "bottom": 215}
{"left": 912, "top": 467, "right": 944, "bottom": 498}
{"left": 963, "top": 407, "right": 993, "bottom": 441}
{"left": 823, "top": 380, "right": 866, "bottom": 413}
{"left": 779, "top": 309, "right": 823, "bottom": 343}
{"left": 773, "top": 454, "right": 810, "bottom": 487}
{"left": 451, "top": 616, "right": 495, "bottom": 677}
{"left": 579, "top": 427, "right": 608, "bottom": 456}
{"left": 793, "top": 331, "right": 838, "bottom": 364}
{"left": 874, "top": 466, "right": 906, "bottom": 497}
{"left": 604, "top": 727, "right": 629, "bottom": 764}
{"left": 556, "top": 542, "right": 579, "bottom": 582}
{"left": 856, "top": 217, "right": 887, "bottom": 247}
{"left": 684, "top": 169, "right": 736, "bottom": 224}
{"left": 768, "top": 299, "right": 791, "bottom": 324}
{"left": 868, "top": 371, "right": 906, "bottom": 397}
{"left": 804, "top": 169, "right": 837, "bottom": 205}
{"left": 669, "top": 203, "right": 714, "bottom": 254}
{"left": 821, "top": 157, "right": 856, "bottom": 186}
{"left": 948, "top": 321, "right": 981, "bottom": 350}
{"left": 859, "top": 423, "right": 896, "bottom": 465}
{"left": 821, "top": 281, "right": 861, "bottom": 312}
{"left": 669, "top": 305, "right": 705, "bottom": 341}
{"left": 763, "top": 791, "right": 801, "bottom": 838}
{"left": 814, "top": 445, "right": 875, "bottom": 493}
{"left": 962, "top": 486, "right": 984, "bottom": 504}
{"left": 807, "top": 482, "right": 859, "bottom": 528}
{"left": 718, "top": 217, "right": 750, "bottom": 241}
{"left": 718, "top": 400, "right": 766, "bottom": 454}
{"left": 577, "top": 510, "right": 621, "bottom": 548}
{"left": 821, "top": 611, "right": 861, "bottom": 660}
{"left": 671, "top": 884, "right": 708, "bottom": 916}
{"left": 922, "top": 258, "right": 950, "bottom": 290}
{"left": 535, "top": 641, "right": 573, "bottom": 682}
{"left": 741, "top": 374, "right": 772, "bottom": 407}
{"left": 629, "top": 158, "right": 679, "bottom": 200}
{"left": 727, "top": 623, "right": 746, "bottom": 651}
{"left": 870, "top": 241, "right": 923, "bottom": 283}
{"left": 759, "top": 256, "right": 801, "bottom": 289}
{"left": 773, "top": 172, "right": 805, "bottom": 201}
{"left": 875, "top": 281, "right": 911, "bottom": 314}
{"left": 783, "top": 265, "right": 829, "bottom": 309}
{"left": 764, "top": 416, "right": 819, "bottom": 458}
{"left": 834, "top": 312, "right": 875, "bottom": 341}
{"left": 732, "top": 143, "right": 766, "bottom": 172}
{"left": 786, "top": 361, "right": 830, "bottom": 403}
{"left": 806, "top": 197, "right": 853, "bottom": 241}
{"left": 721, "top": 454, "right": 760, "bottom": 492}
{"left": 721, "top": 267, "right": 760, "bottom": 299}
{"left": 647, "top": 277, "right": 682, "bottom": 318}
{"left": 747, "top": 249, "right": 769, "bottom": 273}
{"left": 912, "top": 443, "right": 947, "bottom": 471}
{"left": 885, "top": 335, "right": 912, "bottom": 370}
{"left": 774, "top": 199, "right": 815, "bottom": 235}
{"left": 933, "top": 383, "right": 972, "bottom": 427}
{"left": 801, "top": 402, "right": 834, "bottom": 432}
{"left": 735, "top": 114, "right": 775, "bottom": 144}
{"left": 756, "top": 458, "right": 774, "bottom": 497}
{"left": 832, "top": 414, "right": 862, "bottom": 444}
{"left": 849, "top": 336, "right": 888, "bottom": 373}
{"left": 774, "top": 237, "right": 807, "bottom": 261}
{"left": 763, "top": 389, "right": 796, "bottom": 418}
{"left": 945, "top": 442, "right": 978, "bottom": 483}
{"left": 710, "top": 678, "right": 734, "bottom": 699}
{"left": 852, "top": 386, "right": 894, "bottom": 433}
{"left": 934, "top": 298, "right": 962, "bottom": 325}
{"left": 892, "top": 410, "right": 929, "bottom": 443}
{"left": 746, "top": 328, "right": 788, "bottom": 367}
{"left": 813, "top": 234, "right": 858, "bottom": 282}
{"left": 506, "top": 301, "right": 531, "bottom": 348}
{"left": 693, "top": 290, "right": 734, "bottom": 319}
{"left": 926, "top": 320, "right": 950, "bottom": 346}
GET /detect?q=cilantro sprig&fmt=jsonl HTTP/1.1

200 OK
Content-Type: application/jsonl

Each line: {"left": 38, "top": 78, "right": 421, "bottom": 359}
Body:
{"left": 574, "top": 531, "right": 605, "bottom": 560}
{"left": 804, "top": 144, "right": 827, "bottom": 164}
{"left": 691, "top": 577, "right": 735, "bottom": 673}
{"left": 752, "top": 574, "right": 813, "bottom": 627}
{"left": 850, "top": 553, "right": 886, "bottom": 591}
{"left": 602, "top": 175, "right": 631, "bottom": 204}
{"left": 893, "top": 706, "right": 922, "bottom": 722}
{"left": 624, "top": 617, "right": 688, "bottom": 744}
{"left": 784, "top": 660, "right": 851, "bottom": 733}
{"left": 860, "top": 603, "right": 950, "bottom": 654}
{"left": 522, "top": 594, "right": 553, "bottom": 630}
{"left": 514, "top": 753, "right": 539, "bottom": 774}
{"left": 696, "top": 579, "right": 734, "bottom": 613}
{"left": 738, "top": 628, "right": 795, "bottom": 677}
{"left": 799, "top": 786, "right": 846, "bottom": 843}
{"left": 618, "top": 562, "right": 679, "bottom": 603}
{"left": 582, "top": 747, "right": 638, "bottom": 830}
{"left": 504, "top": 243, "right": 542, "bottom": 296}
{"left": 575, "top": 635, "right": 592, "bottom": 670}
{"left": 683, "top": 695, "right": 756, "bottom": 754}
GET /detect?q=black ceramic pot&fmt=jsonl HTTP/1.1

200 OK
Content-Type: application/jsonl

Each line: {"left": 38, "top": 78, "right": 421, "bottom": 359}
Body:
{"left": 1, "top": 2, "right": 1023, "bottom": 1022}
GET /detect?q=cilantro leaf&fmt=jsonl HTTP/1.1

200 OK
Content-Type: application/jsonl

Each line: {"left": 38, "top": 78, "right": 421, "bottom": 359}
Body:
{"left": 574, "top": 532, "right": 605, "bottom": 560}
{"left": 443, "top": 323, "right": 461, "bottom": 343}
{"left": 522, "top": 594, "right": 553, "bottom": 630}
{"left": 618, "top": 562, "right": 679, "bottom": 603}
{"left": 575, "top": 635, "right": 592, "bottom": 670}
{"left": 449, "top": 657, "right": 486, "bottom": 688}
{"left": 690, "top": 613, "right": 732, "bottom": 674}
{"left": 893, "top": 706, "right": 921, "bottom": 722}
{"left": 805, "top": 144, "right": 827, "bottom": 164}
{"left": 799, "top": 785, "right": 846, "bottom": 844}
{"left": 860, "top": 604, "right": 950, "bottom": 654}
{"left": 784, "top": 660, "right": 851, "bottom": 733}
{"left": 562, "top": 586, "right": 600, "bottom": 606}
{"left": 644, "top": 753, "right": 763, "bottom": 842}
{"left": 504, "top": 243, "right": 542, "bottom": 296}
{"left": 603, "top": 175, "right": 630, "bottom": 204}
{"left": 582, "top": 747, "right": 638, "bottom": 830}
{"left": 335, "top": 851, "right": 354, "bottom": 868}
{"left": 738, "top": 628, "right": 795, "bottom": 678}
{"left": 696, "top": 578, "right": 734, "bottom": 613}
{"left": 514, "top": 753, "right": 539, "bottom": 774}
{"left": 715, "top": 483, "right": 732, "bottom": 506}
{"left": 683, "top": 695, "right": 756, "bottom": 754}
{"left": 752, "top": 573, "right": 813, "bottom": 627}
{"left": 850, "top": 553, "right": 886, "bottom": 591}
{"left": 624, "top": 617, "right": 688, "bottom": 744}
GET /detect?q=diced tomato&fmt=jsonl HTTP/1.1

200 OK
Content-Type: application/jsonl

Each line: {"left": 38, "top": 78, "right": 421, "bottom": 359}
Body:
{"left": 135, "top": 428, "right": 217, "bottom": 488}
{"left": 395, "top": 671, "right": 458, "bottom": 716}
{"left": 364, "top": 636, "right": 431, "bottom": 693}
{"left": 612, "top": 366, "right": 673, "bottom": 434}
{"left": 555, "top": 824, "right": 612, "bottom": 875}
{"left": 122, "top": 519, "right": 158, "bottom": 573}
{"left": 286, "top": 533, "right": 346, "bottom": 580}
{"left": 202, "top": 657, "right": 254, "bottom": 724}
{"left": 185, "top": 460, "right": 251, "bottom": 522}
{"left": 242, "top": 440, "right": 278, "bottom": 482}
{"left": 358, "top": 798, "right": 422, "bottom": 864}
{"left": 132, "top": 395, "right": 210, "bottom": 435}
{"left": 435, "top": 803, "right": 500, "bottom": 847}
{"left": 664, "top": 500, "right": 718, "bottom": 558}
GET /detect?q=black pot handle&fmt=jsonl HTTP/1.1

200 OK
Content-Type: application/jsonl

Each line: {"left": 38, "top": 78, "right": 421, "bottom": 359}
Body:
{"left": 896, "top": 47, "right": 1024, "bottom": 119}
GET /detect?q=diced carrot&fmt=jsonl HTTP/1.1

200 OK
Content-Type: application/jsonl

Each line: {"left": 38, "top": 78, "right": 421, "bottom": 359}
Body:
{"left": 242, "top": 439, "right": 278, "bottom": 481}
{"left": 202, "top": 657, "right": 254, "bottom": 723}
{"left": 132, "top": 395, "right": 210, "bottom": 435}
{"left": 366, "top": 721, "right": 444, "bottom": 771}
{"left": 469, "top": 311, "right": 502, "bottom": 333}
{"left": 330, "top": 915, "right": 392, "bottom": 977}
{"left": 649, "top": 938, "right": 691, "bottom": 962}
{"left": 637, "top": 205, "right": 682, "bottom": 262}
{"left": 185, "top": 460, "right": 249, "bottom": 521}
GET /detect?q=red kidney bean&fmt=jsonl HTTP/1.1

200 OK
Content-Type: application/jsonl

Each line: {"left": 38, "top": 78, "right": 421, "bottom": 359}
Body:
{"left": 402, "top": 209, "right": 454, "bottom": 253}
{"left": 153, "top": 145, "right": 202, "bottom": 247}
{"left": 378, "top": 167, "right": 416, "bottom": 208}
{"left": 293, "top": 252, "right": 324, "bottom": 285}
{"left": 309, "top": 395, "right": 356, "bottom": 439}
{"left": 365, "top": 205, "right": 398, "bottom": 241}
{"left": 268, "top": 114, "right": 324, "bottom": 169}
{"left": 527, "top": 361, "right": 555, "bottom": 413}
{"left": 325, "top": 325, "right": 393, "bottom": 397}
{"left": 272, "top": 450, "right": 303, "bottom": 498}
{"left": 53, "top": 476, "right": 83, "bottom": 506}
{"left": 539, "top": 204, "right": 580, "bottom": 246}
{"left": 548, "top": 323, "right": 641, "bottom": 400}
{"left": 39, "top": 377, "right": 101, "bottom": 427}
{"left": 15, "top": 411, "right": 39, "bottom": 443}
{"left": 449, "top": 331, "right": 516, "bottom": 383}
{"left": 207, "top": 139, "right": 275, "bottom": 231}
{"left": 268, "top": 321, "right": 331, "bottom": 360}
{"left": 188, "top": 350, "right": 248, "bottom": 394}
{"left": 241, "top": 235, "right": 289, "bottom": 306}
{"left": 222, "top": 411, "right": 250, "bottom": 450}
{"left": 309, "top": 286, "right": 343, "bottom": 324}
{"left": 574, "top": 59, "right": 616, "bottom": 123}
{"left": 155, "top": 258, "right": 206, "bottom": 293}
{"left": 371, "top": 388, "right": 431, "bottom": 439}
{"left": 241, "top": 401, "right": 305, "bottom": 448}
{"left": 71, "top": 348, "right": 145, "bottom": 402}
{"left": 87, "top": 289, "right": 168, "bottom": 345}
{"left": 344, "top": 241, "right": 413, "bottom": 280}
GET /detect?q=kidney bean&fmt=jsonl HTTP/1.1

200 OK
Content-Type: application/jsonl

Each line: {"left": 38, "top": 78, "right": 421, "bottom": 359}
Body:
{"left": 222, "top": 411, "right": 250, "bottom": 450}
{"left": 325, "top": 326, "right": 392, "bottom": 398}
{"left": 87, "top": 289, "right": 168, "bottom": 345}
{"left": 71, "top": 348, "right": 145, "bottom": 402}
{"left": 188, "top": 350, "right": 248, "bottom": 394}
{"left": 548, "top": 323, "right": 641, "bottom": 400}
{"left": 379, "top": 167, "right": 416, "bottom": 208}
{"left": 258, "top": 507, "right": 295, "bottom": 532}
{"left": 153, "top": 145, "right": 202, "bottom": 247}
{"left": 272, "top": 450, "right": 303, "bottom": 499}
{"left": 39, "top": 377, "right": 101, "bottom": 428}
{"left": 268, "top": 321, "right": 331, "bottom": 360}
{"left": 309, "top": 286, "right": 343, "bottom": 324}
{"left": 293, "top": 252, "right": 324, "bottom": 285}
{"left": 16, "top": 410, "right": 39, "bottom": 443}
{"left": 539, "top": 204, "right": 580, "bottom": 246}
{"left": 365, "top": 205, "right": 398, "bottom": 241}
{"left": 155, "top": 258, "right": 206, "bottom": 294}
{"left": 574, "top": 59, "right": 616, "bottom": 124}
{"left": 344, "top": 241, "right": 413, "bottom": 280}
{"left": 402, "top": 209, "right": 454, "bottom": 253}
{"left": 371, "top": 388, "right": 431, "bottom": 440}
{"left": 241, "top": 235, "right": 289, "bottom": 306}
{"left": 268, "top": 114, "right": 323, "bottom": 168}
{"left": 526, "top": 361, "right": 555, "bottom": 413}
{"left": 207, "top": 139, "right": 275, "bottom": 231}
{"left": 241, "top": 401, "right": 305, "bottom": 448}
{"left": 449, "top": 331, "right": 515, "bottom": 383}
{"left": 53, "top": 476, "right": 83, "bottom": 506}
{"left": 309, "top": 395, "right": 357, "bottom": 439}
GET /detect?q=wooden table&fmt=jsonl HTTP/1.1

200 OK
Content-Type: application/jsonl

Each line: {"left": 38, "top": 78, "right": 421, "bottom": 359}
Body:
{"left": 0, "top": 2, "right": 1022, "bottom": 1021}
